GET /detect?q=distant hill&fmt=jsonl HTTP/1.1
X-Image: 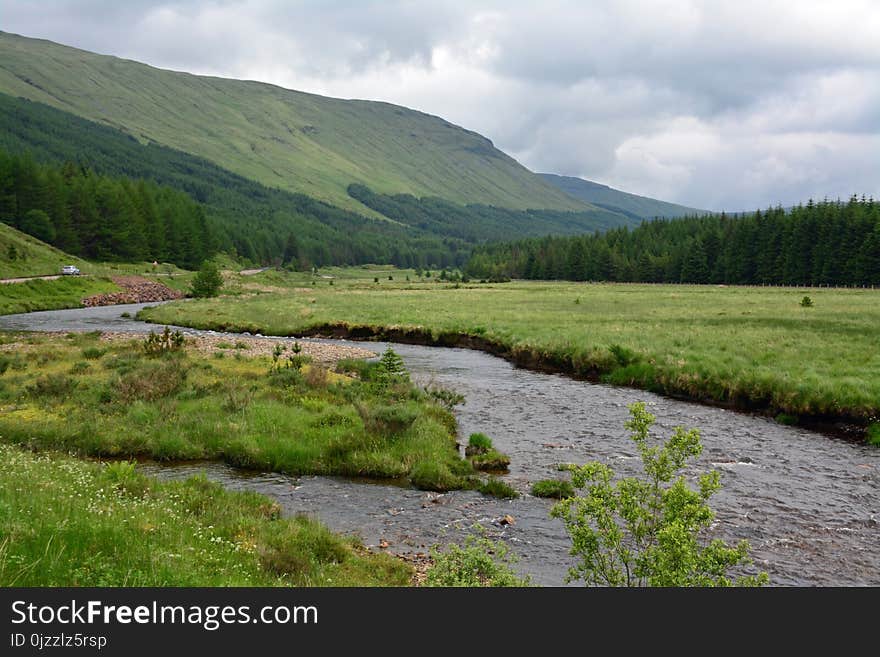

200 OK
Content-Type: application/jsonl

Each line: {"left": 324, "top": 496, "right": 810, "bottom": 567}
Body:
{"left": 0, "top": 31, "right": 588, "bottom": 216}
{"left": 0, "top": 93, "right": 635, "bottom": 267}
{"left": 540, "top": 173, "right": 706, "bottom": 220}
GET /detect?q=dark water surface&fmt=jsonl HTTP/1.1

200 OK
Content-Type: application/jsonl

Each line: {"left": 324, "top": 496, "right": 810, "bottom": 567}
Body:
{"left": 2, "top": 304, "right": 877, "bottom": 585}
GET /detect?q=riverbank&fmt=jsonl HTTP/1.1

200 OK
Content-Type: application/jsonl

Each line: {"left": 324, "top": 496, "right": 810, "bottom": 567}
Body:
{"left": 2, "top": 303, "right": 878, "bottom": 585}
{"left": 0, "top": 443, "right": 411, "bottom": 586}
{"left": 136, "top": 277, "right": 880, "bottom": 441}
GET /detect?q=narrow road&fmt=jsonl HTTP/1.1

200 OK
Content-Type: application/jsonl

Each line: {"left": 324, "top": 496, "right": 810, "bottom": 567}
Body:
{"left": 0, "top": 274, "right": 63, "bottom": 284}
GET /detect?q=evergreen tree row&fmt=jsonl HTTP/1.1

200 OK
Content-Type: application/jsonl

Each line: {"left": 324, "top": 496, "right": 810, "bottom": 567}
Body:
{"left": 465, "top": 198, "right": 880, "bottom": 286}
{"left": 0, "top": 93, "right": 469, "bottom": 269}
{"left": 347, "top": 184, "right": 637, "bottom": 243}
{"left": 0, "top": 149, "right": 214, "bottom": 268}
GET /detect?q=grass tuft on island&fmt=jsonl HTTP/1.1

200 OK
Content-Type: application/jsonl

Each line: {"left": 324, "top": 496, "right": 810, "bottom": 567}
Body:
{"left": 0, "top": 331, "right": 475, "bottom": 491}
{"left": 0, "top": 444, "right": 410, "bottom": 586}
{"left": 138, "top": 272, "right": 880, "bottom": 437}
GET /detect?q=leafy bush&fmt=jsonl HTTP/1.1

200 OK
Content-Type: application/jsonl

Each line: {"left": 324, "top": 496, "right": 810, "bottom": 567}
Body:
{"left": 531, "top": 479, "right": 575, "bottom": 499}
{"left": 424, "top": 530, "right": 530, "bottom": 587}
{"left": 190, "top": 260, "right": 223, "bottom": 298}
{"left": 551, "top": 402, "right": 769, "bottom": 586}
{"left": 800, "top": 296, "right": 814, "bottom": 308}
{"left": 101, "top": 460, "right": 149, "bottom": 496}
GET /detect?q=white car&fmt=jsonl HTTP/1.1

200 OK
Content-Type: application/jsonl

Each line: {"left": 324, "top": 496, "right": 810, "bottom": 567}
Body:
{"left": 61, "top": 265, "right": 81, "bottom": 276}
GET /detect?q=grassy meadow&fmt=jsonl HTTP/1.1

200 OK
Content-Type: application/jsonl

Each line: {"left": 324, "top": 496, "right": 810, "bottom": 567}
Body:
{"left": 0, "top": 330, "right": 471, "bottom": 489}
{"left": 0, "top": 444, "right": 411, "bottom": 586}
{"left": 140, "top": 268, "right": 880, "bottom": 431}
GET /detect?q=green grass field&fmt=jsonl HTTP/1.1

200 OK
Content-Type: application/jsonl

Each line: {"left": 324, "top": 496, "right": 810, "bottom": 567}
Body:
{"left": 139, "top": 269, "right": 880, "bottom": 431}
{"left": 0, "top": 444, "right": 410, "bottom": 586}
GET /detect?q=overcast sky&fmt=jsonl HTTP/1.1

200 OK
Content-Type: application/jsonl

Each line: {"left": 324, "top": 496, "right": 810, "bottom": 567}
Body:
{"left": 3, "top": 0, "right": 879, "bottom": 210}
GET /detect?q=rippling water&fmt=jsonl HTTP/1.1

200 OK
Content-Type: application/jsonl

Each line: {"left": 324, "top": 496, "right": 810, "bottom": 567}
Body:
{"left": 3, "top": 304, "right": 877, "bottom": 585}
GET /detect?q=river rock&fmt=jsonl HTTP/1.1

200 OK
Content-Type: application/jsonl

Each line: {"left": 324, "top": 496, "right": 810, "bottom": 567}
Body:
{"left": 82, "top": 276, "right": 184, "bottom": 307}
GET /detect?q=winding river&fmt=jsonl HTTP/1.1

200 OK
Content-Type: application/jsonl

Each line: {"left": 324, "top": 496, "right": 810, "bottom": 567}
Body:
{"left": 2, "top": 303, "right": 877, "bottom": 586}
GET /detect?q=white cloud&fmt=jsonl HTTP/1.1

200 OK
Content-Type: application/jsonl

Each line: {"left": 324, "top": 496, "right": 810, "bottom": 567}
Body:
{"left": 2, "top": 0, "right": 879, "bottom": 210}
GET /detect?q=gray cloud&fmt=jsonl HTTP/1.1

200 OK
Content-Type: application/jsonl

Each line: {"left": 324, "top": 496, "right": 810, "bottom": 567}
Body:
{"left": 3, "top": 0, "right": 879, "bottom": 210}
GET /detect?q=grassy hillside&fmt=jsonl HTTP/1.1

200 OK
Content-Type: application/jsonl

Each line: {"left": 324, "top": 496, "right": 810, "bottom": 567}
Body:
{"left": 1, "top": 94, "right": 639, "bottom": 266}
{"left": 0, "top": 221, "right": 86, "bottom": 278}
{"left": 0, "top": 31, "right": 586, "bottom": 215}
{"left": 540, "top": 173, "right": 706, "bottom": 220}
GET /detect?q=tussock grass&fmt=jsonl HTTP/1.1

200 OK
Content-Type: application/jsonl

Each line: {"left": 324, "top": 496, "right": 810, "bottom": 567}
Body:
{"left": 531, "top": 479, "right": 575, "bottom": 499}
{"left": 0, "top": 333, "right": 471, "bottom": 490}
{"left": 0, "top": 445, "right": 410, "bottom": 586}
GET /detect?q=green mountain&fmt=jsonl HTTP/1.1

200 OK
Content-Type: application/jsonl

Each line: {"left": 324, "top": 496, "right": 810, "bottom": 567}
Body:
{"left": 539, "top": 173, "right": 706, "bottom": 220}
{"left": 0, "top": 31, "right": 587, "bottom": 216}
{"left": 0, "top": 93, "right": 633, "bottom": 268}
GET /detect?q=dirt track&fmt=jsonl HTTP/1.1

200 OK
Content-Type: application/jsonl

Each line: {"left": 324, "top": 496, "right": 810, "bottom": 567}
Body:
{"left": 0, "top": 274, "right": 62, "bottom": 284}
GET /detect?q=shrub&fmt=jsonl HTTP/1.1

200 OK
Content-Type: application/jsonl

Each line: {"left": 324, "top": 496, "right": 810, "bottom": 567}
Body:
{"left": 115, "top": 360, "right": 188, "bottom": 403}
{"left": 478, "top": 477, "right": 518, "bottom": 499}
{"left": 800, "top": 296, "right": 814, "bottom": 308}
{"left": 102, "top": 460, "right": 149, "bottom": 497}
{"left": 375, "top": 347, "right": 409, "bottom": 387}
{"left": 143, "top": 327, "right": 185, "bottom": 356}
{"left": 424, "top": 529, "right": 530, "bottom": 587}
{"left": 0, "top": 356, "right": 10, "bottom": 376}
{"left": 551, "top": 402, "right": 769, "bottom": 586}
{"left": 190, "top": 260, "right": 223, "bottom": 298}
{"left": 531, "top": 479, "right": 575, "bottom": 499}
{"left": 268, "top": 367, "right": 304, "bottom": 389}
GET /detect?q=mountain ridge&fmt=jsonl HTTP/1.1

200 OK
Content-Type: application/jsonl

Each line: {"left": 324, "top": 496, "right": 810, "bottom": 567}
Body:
{"left": 540, "top": 173, "right": 706, "bottom": 220}
{"left": 0, "top": 31, "right": 589, "bottom": 216}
